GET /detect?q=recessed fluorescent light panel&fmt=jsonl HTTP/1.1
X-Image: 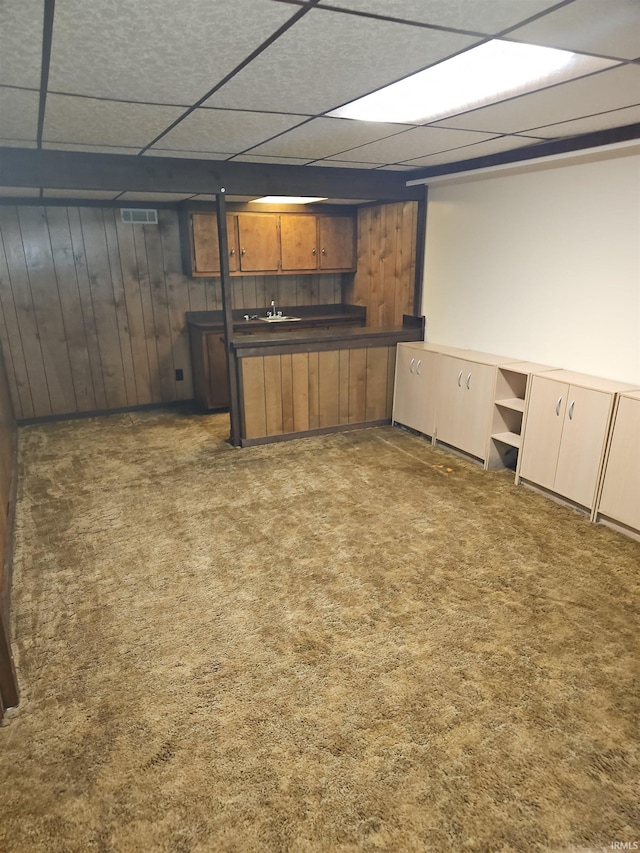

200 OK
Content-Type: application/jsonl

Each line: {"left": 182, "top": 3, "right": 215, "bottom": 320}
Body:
{"left": 329, "top": 40, "right": 618, "bottom": 124}
{"left": 252, "top": 196, "right": 328, "bottom": 204}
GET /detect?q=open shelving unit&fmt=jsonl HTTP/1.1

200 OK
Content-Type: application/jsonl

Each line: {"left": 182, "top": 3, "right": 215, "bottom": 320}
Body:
{"left": 485, "top": 362, "right": 557, "bottom": 472}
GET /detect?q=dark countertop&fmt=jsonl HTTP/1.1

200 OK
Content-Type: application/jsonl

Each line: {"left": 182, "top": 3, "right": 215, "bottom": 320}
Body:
{"left": 186, "top": 304, "right": 366, "bottom": 332}
{"left": 231, "top": 324, "right": 424, "bottom": 356}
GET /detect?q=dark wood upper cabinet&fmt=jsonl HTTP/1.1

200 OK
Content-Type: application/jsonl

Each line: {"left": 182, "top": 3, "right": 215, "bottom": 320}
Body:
{"left": 185, "top": 209, "right": 356, "bottom": 277}
{"left": 319, "top": 216, "right": 355, "bottom": 271}
{"left": 280, "top": 215, "right": 317, "bottom": 271}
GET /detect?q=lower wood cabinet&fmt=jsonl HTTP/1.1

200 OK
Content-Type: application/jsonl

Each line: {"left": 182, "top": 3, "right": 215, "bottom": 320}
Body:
{"left": 595, "top": 390, "right": 640, "bottom": 533}
{"left": 518, "top": 371, "right": 638, "bottom": 512}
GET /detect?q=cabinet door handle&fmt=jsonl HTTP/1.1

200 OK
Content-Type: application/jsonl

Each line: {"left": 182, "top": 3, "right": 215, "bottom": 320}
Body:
{"left": 555, "top": 396, "right": 563, "bottom": 416}
{"left": 241, "top": 248, "right": 246, "bottom": 256}
{"left": 416, "top": 359, "right": 421, "bottom": 376}
{"left": 568, "top": 400, "right": 575, "bottom": 420}
{"left": 466, "top": 373, "right": 471, "bottom": 390}
{"left": 322, "top": 247, "right": 326, "bottom": 255}
{"left": 457, "top": 370, "right": 463, "bottom": 387}
{"left": 409, "top": 358, "right": 415, "bottom": 373}
{"left": 312, "top": 247, "right": 317, "bottom": 255}
{"left": 229, "top": 248, "right": 235, "bottom": 256}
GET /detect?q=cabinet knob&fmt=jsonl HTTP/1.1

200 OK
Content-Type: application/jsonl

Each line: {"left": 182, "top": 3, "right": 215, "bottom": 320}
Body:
{"left": 241, "top": 248, "right": 246, "bottom": 256}
{"left": 230, "top": 249, "right": 235, "bottom": 256}
{"left": 322, "top": 248, "right": 326, "bottom": 255}
{"left": 312, "top": 247, "right": 317, "bottom": 255}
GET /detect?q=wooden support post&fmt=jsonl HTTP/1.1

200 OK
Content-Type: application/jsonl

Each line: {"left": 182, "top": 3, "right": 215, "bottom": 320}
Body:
{"left": 216, "top": 191, "right": 241, "bottom": 447}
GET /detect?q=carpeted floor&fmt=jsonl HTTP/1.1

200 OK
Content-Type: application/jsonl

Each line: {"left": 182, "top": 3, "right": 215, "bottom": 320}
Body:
{"left": 0, "top": 410, "right": 638, "bottom": 853}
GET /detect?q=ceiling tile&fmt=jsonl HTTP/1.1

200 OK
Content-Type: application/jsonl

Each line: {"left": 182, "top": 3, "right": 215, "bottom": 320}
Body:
{"left": 432, "top": 65, "right": 640, "bottom": 134}
{"left": 307, "top": 160, "right": 385, "bottom": 169}
{"left": 0, "top": 187, "right": 41, "bottom": 198}
{"left": 327, "top": 126, "right": 498, "bottom": 163}
{"left": 0, "top": 88, "right": 39, "bottom": 142}
{"left": 0, "top": 0, "right": 44, "bottom": 89}
{"left": 232, "top": 154, "right": 312, "bottom": 165}
{"left": 42, "top": 95, "right": 184, "bottom": 147}
{"left": 48, "top": 0, "right": 299, "bottom": 104}
{"left": 155, "top": 109, "right": 307, "bottom": 154}
{"left": 42, "top": 189, "right": 123, "bottom": 199}
{"left": 247, "top": 117, "right": 413, "bottom": 159}
{"left": 117, "top": 192, "right": 197, "bottom": 202}
{"left": 509, "top": 0, "right": 640, "bottom": 60}
{"left": 528, "top": 105, "right": 640, "bottom": 139}
{"left": 43, "top": 142, "right": 143, "bottom": 155}
{"left": 143, "top": 149, "right": 233, "bottom": 160}
{"left": 317, "top": 0, "right": 561, "bottom": 34}
{"left": 205, "top": 9, "right": 479, "bottom": 114}
{"left": 401, "top": 134, "right": 546, "bottom": 168}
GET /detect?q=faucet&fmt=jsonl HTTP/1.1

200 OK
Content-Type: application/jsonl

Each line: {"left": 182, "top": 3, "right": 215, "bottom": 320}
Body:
{"left": 269, "top": 299, "right": 277, "bottom": 317}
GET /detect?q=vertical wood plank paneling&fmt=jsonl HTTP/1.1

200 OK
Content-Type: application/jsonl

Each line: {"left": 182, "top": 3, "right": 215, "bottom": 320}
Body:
{"left": 132, "top": 223, "right": 162, "bottom": 401}
{"left": 349, "top": 348, "right": 367, "bottom": 423}
{"left": 308, "top": 351, "right": 320, "bottom": 429}
{"left": 46, "top": 207, "right": 97, "bottom": 412}
{"left": 263, "top": 355, "right": 283, "bottom": 435}
{"left": 318, "top": 350, "right": 340, "bottom": 427}
{"left": 255, "top": 275, "right": 267, "bottom": 309}
{"left": 67, "top": 208, "right": 108, "bottom": 411}
{"left": 0, "top": 228, "right": 33, "bottom": 418}
{"left": 79, "top": 208, "right": 128, "bottom": 408}
{"left": 0, "top": 306, "right": 22, "bottom": 420}
{"left": 158, "top": 210, "right": 193, "bottom": 400}
{"left": 144, "top": 223, "right": 175, "bottom": 402}
{"left": 291, "top": 352, "right": 309, "bottom": 432}
{"left": 365, "top": 346, "right": 389, "bottom": 421}
{"left": 280, "top": 353, "right": 294, "bottom": 434}
{"left": 0, "top": 207, "right": 51, "bottom": 417}
{"left": 338, "top": 348, "right": 350, "bottom": 425}
{"left": 115, "top": 216, "right": 153, "bottom": 404}
{"left": 276, "top": 274, "right": 295, "bottom": 309}
{"left": 242, "top": 275, "right": 257, "bottom": 309}
{"left": 17, "top": 207, "right": 77, "bottom": 415}
{"left": 242, "top": 357, "right": 267, "bottom": 439}
{"left": 103, "top": 210, "right": 138, "bottom": 406}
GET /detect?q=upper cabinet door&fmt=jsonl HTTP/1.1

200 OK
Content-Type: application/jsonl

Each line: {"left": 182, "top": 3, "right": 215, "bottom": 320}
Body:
{"left": 280, "top": 215, "right": 318, "bottom": 271}
{"left": 190, "top": 213, "right": 239, "bottom": 274}
{"left": 237, "top": 214, "right": 280, "bottom": 271}
{"left": 319, "top": 216, "right": 356, "bottom": 271}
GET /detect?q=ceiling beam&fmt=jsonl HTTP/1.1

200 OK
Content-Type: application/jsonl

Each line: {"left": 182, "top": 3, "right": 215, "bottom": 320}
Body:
{"left": 0, "top": 148, "right": 423, "bottom": 201}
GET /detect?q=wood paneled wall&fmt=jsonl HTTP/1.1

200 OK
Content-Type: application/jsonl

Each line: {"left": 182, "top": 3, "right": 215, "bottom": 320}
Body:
{"left": 346, "top": 201, "right": 418, "bottom": 328}
{"left": 0, "top": 341, "right": 18, "bottom": 715}
{"left": 241, "top": 345, "right": 396, "bottom": 441}
{"left": 0, "top": 205, "right": 343, "bottom": 420}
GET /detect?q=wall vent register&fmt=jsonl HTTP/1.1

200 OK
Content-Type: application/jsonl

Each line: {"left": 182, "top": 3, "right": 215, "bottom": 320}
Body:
{"left": 120, "top": 208, "right": 158, "bottom": 225}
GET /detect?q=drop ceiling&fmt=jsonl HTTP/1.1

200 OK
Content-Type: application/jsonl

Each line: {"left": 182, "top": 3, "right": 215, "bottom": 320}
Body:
{"left": 0, "top": 0, "right": 638, "bottom": 203}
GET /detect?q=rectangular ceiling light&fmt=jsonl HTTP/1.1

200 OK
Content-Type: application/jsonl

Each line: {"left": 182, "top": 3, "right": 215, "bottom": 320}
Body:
{"left": 251, "top": 196, "right": 328, "bottom": 204}
{"left": 329, "top": 40, "right": 618, "bottom": 125}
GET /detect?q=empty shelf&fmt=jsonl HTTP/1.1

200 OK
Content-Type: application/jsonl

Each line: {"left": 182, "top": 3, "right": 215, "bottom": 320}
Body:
{"left": 495, "top": 397, "right": 525, "bottom": 412}
{"left": 492, "top": 431, "right": 521, "bottom": 448}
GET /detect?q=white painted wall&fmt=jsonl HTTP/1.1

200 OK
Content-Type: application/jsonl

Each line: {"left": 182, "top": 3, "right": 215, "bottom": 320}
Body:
{"left": 422, "top": 151, "right": 640, "bottom": 383}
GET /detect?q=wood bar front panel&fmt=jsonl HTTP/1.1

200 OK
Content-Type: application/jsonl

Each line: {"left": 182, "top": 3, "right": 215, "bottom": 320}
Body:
{"left": 241, "top": 345, "right": 397, "bottom": 440}
{"left": 0, "top": 205, "right": 343, "bottom": 420}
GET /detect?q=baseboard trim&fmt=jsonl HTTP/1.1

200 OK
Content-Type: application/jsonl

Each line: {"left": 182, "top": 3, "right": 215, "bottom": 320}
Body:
{"left": 240, "top": 419, "right": 391, "bottom": 448}
{"left": 16, "top": 399, "right": 196, "bottom": 426}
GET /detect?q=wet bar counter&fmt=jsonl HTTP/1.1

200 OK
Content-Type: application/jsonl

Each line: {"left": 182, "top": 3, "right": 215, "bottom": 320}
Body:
{"left": 232, "top": 321, "right": 423, "bottom": 446}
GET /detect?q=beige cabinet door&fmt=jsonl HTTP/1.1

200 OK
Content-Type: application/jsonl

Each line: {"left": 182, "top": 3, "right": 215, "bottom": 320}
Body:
{"left": 554, "top": 385, "right": 612, "bottom": 508}
{"left": 598, "top": 395, "right": 640, "bottom": 529}
{"left": 459, "top": 362, "right": 495, "bottom": 459}
{"left": 280, "top": 215, "right": 318, "bottom": 271}
{"left": 519, "top": 376, "right": 568, "bottom": 489}
{"left": 237, "top": 214, "right": 280, "bottom": 271}
{"left": 436, "top": 355, "right": 466, "bottom": 449}
{"left": 319, "top": 216, "right": 356, "bottom": 271}
{"left": 392, "top": 346, "right": 437, "bottom": 436}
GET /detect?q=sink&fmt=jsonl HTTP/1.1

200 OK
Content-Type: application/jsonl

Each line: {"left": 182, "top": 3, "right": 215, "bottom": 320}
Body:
{"left": 258, "top": 315, "right": 301, "bottom": 322}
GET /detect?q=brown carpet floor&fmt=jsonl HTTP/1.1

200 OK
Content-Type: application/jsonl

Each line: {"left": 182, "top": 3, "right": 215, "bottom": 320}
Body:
{"left": 0, "top": 410, "right": 638, "bottom": 853}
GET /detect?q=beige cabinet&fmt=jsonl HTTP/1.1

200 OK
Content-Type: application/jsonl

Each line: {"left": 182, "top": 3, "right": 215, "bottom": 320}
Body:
{"left": 596, "top": 390, "right": 640, "bottom": 533}
{"left": 436, "top": 352, "right": 511, "bottom": 461}
{"left": 392, "top": 342, "right": 438, "bottom": 437}
{"left": 518, "top": 371, "right": 638, "bottom": 511}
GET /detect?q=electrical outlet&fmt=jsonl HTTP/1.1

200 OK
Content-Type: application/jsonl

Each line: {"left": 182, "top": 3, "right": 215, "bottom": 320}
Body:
{"left": 175, "top": 368, "right": 184, "bottom": 381}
